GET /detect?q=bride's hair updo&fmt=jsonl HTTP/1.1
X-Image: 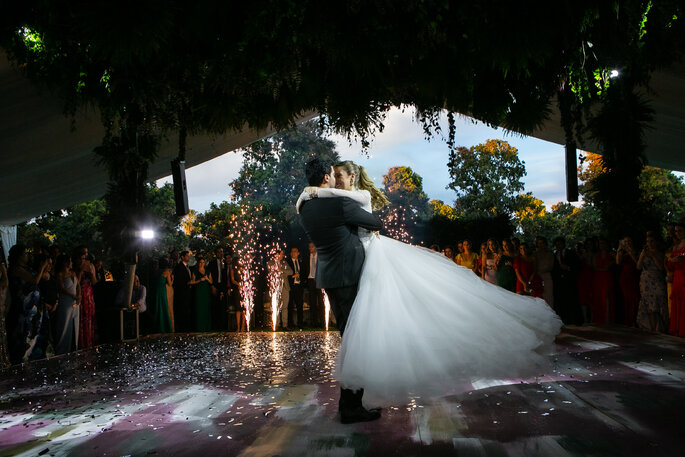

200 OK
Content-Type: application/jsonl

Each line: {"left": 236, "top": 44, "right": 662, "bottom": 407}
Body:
{"left": 335, "top": 160, "right": 390, "bottom": 210}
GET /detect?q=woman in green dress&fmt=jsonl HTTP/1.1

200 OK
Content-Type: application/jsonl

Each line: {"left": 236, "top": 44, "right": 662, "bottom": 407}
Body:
{"left": 191, "top": 257, "right": 213, "bottom": 332}
{"left": 497, "top": 239, "right": 518, "bottom": 292}
{"left": 154, "top": 259, "right": 173, "bottom": 333}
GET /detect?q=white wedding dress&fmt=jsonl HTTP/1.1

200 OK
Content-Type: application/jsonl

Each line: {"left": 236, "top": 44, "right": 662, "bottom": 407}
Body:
{"left": 297, "top": 188, "right": 563, "bottom": 407}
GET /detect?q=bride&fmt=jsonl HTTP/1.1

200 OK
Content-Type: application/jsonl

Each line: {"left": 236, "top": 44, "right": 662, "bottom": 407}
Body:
{"left": 296, "top": 160, "right": 562, "bottom": 407}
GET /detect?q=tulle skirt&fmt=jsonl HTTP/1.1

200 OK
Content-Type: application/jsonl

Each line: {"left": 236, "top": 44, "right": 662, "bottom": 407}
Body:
{"left": 336, "top": 235, "right": 562, "bottom": 407}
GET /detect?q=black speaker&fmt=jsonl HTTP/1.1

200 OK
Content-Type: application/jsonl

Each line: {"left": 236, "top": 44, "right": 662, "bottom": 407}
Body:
{"left": 171, "top": 159, "right": 190, "bottom": 216}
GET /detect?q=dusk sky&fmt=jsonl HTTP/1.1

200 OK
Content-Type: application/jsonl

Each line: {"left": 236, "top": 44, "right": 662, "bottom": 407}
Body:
{"left": 159, "top": 108, "right": 571, "bottom": 211}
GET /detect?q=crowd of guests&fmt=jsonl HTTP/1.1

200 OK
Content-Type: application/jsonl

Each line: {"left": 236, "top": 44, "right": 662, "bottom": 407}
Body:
{"left": 3, "top": 221, "right": 685, "bottom": 369}
{"left": 0, "top": 244, "right": 102, "bottom": 368}
{"left": 432, "top": 222, "right": 685, "bottom": 337}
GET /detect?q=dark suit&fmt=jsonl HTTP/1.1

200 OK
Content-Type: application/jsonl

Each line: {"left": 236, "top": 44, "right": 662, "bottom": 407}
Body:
{"left": 172, "top": 261, "right": 192, "bottom": 332}
{"left": 207, "top": 257, "right": 226, "bottom": 330}
{"left": 300, "top": 195, "right": 382, "bottom": 413}
{"left": 553, "top": 248, "right": 582, "bottom": 325}
{"left": 300, "top": 197, "right": 382, "bottom": 333}
{"left": 285, "top": 256, "right": 304, "bottom": 328}
{"left": 304, "top": 253, "right": 323, "bottom": 327}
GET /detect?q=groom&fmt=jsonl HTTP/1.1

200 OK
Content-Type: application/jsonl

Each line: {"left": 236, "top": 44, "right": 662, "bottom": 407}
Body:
{"left": 299, "top": 158, "right": 383, "bottom": 423}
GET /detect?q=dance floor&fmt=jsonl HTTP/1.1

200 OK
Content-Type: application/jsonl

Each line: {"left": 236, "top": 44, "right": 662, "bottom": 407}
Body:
{"left": 1, "top": 326, "right": 684, "bottom": 457}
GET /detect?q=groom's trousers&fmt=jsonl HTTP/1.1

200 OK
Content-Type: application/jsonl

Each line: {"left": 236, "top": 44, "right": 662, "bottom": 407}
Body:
{"left": 326, "top": 283, "right": 366, "bottom": 412}
{"left": 324, "top": 283, "right": 358, "bottom": 337}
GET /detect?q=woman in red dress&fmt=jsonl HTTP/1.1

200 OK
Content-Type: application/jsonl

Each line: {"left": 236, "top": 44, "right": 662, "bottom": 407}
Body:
{"left": 616, "top": 237, "right": 640, "bottom": 326}
{"left": 576, "top": 239, "right": 595, "bottom": 323}
{"left": 592, "top": 238, "right": 615, "bottom": 324}
{"left": 76, "top": 248, "right": 97, "bottom": 349}
{"left": 667, "top": 223, "right": 685, "bottom": 337}
{"left": 514, "top": 243, "right": 543, "bottom": 297}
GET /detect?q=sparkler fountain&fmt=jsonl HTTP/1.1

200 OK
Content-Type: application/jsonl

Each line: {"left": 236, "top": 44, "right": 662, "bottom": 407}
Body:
{"left": 322, "top": 290, "right": 331, "bottom": 331}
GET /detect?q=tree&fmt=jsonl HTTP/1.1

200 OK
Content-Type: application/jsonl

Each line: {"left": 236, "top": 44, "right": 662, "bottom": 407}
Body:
{"left": 18, "top": 201, "right": 107, "bottom": 258}
{"left": 579, "top": 152, "right": 685, "bottom": 237}
{"left": 231, "top": 120, "right": 340, "bottom": 242}
{"left": 448, "top": 139, "right": 526, "bottom": 216}
{"left": 429, "top": 200, "right": 456, "bottom": 220}
{"left": 382, "top": 166, "right": 430, "bottom": 218}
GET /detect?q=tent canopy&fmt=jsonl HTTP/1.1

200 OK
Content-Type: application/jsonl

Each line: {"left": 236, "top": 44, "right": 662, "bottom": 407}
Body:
{"left": 1, "top": 50, "right": 684, "bottom": 226}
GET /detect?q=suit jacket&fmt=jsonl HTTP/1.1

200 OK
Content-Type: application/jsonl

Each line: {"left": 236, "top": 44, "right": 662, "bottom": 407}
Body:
{"left": 172, "top": 261, "right": 192, "bottom": 293}
{"left": 285, "top": 256, "right": 304, "bottom": 288}
{"left": 267, "top": 259, "right": 293, "bottom": 293}
{"left": 207, "top": 257, "right": 224, "bottom": 292}
{"left": 299, "top": 196, "right": 382, "bottom": 289}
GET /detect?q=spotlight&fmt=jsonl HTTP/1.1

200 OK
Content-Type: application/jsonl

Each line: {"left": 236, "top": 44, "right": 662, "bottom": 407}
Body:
{"left": 610, "top": 69, "right": 620, "bottom": 78}
{"left": 140, "top": 229, "right": 155, "bottom": 240}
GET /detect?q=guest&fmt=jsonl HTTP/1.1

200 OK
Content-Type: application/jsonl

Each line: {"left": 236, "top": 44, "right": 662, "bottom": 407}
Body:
{"left": 130, "top": 275, "right": 147, "bottom": 312}
{"left": 0, "top": 262, "right": 10, "bottom": 368}
{"left": 269, "top": 250, "right": 292, "bottom": 330}
{"left": 511, "top": 237, "right": 521, "bottom": 256}
{"left": 617, "top": 237, "right": 640, "bottom": 326}
{"left": 75, "top": 248, "right": 97, "bottom": 349}
{"left": 429, "top": 245, "right": 440, "bottom": 252}
{"left": 38, "top": 256, "right": 58, "bottom": 351}
{"left": 456, "top": 240, "right": 478, "bottom": 274}
{"left": 230, "top": 257, "right": 247, "bottom": 332}
{"left": 636, "top": 234, "right": 668, "bottom": 332}
{"left": 172, "top": 251, "right": 193, "bottom": 332}
{"left": 190, "top": 257, "right": 212, "bottom": 332}
{"left": 554, "top": 237, "right": 581, "bottom": 325}
{"left": 7, "top": 244, "right": 49, "bottom": 364}
{"left": 576, "top": 241, "right": 595, "bottom": 323}
{"left": 665, "top": 228, "right": 678, "bottom": 317}
{"left": 207, "top": 247, "right": 225, "bottom": 331}
{"left": 496, "top": 239, "right": 517, "bottom": 292}
{"left": 535, "top": 236, "right": 556, "bottom": 307}
{"left": 116, "top": 275, "right": 147, "bottom": 311}
{"left": 592, "top": 238, "right": 615, "bottom": 324}
{"left": 153, "top": 260, "right": 173, "bottom": 333}
{"left": 221, "top": 253, "right": 233, "bottom": 330}
{"left": 667, "top": 223, "right": 685, "bottom": 337}
{"left": 444, "top": 246, "right": 455, "bottom": 262}
{"left": 306, "top": 242, "right": 323, "bottom": 328}
{"left": 165, "top": 256, "right": 175, "bottom": 332}
{"left": 514, "top": 243, "right": 543, "bottom": 297}
{"left": 477, "top": 242, "right": 487, "bottom": 278}
{"left": 93, "top": 258, "right": 105, "bottom": 284}
{"left": 482, "top": 239, "right": 499, "bottom": 285}
{"left": 54, "top": 254, "right": 80, "bottom": 355}
{"left": 286, "top": 247, "right": 304, "bottom": 328}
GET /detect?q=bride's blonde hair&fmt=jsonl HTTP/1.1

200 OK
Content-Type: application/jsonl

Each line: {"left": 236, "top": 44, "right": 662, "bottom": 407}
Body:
{"left": 335, "top": 160, "right": 390, "bottom": 210}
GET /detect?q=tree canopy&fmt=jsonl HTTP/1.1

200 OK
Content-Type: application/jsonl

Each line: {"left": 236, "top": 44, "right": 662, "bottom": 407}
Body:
{"left": 448, "top": 139, "right": 527, "bottom": 216}
{"left": 3, "top": 2, "right": 683, "bottom": 149}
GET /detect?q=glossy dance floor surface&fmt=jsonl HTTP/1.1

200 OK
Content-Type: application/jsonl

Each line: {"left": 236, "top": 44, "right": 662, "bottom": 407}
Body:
{"left": 1, "top": 326, "right": 684, "bottom": 457}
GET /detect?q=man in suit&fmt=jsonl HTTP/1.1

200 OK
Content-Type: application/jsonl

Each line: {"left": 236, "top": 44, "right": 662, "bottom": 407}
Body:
{"left": 172, "top": 251, "right": 193, "bottom": 332}
{"left": 286, "top": 247, "right": 304, "bottom": 328}
{"left": 305, "top": 242, "right": 323, "bottom": 327}
{"left": 221, "top": 252, "right": 233, "bottom": 330}
{"left": 208, "top": 247, "right": 225, "bottom": 330}
{"left": 299, "top": 157, "right": 383, "bottom": 424}
{"left": 553, "top": 237, "right": 582, "bottom": 325}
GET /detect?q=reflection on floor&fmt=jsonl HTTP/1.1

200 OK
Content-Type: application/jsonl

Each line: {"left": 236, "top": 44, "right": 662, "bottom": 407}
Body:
{"left": 1, "top": 326, "right": 684, "bottom": 456}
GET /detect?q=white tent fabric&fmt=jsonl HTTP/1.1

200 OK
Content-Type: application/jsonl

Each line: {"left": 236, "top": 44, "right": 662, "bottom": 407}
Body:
{"left": 0, "top": 225, "right": 17, "bottom": 263}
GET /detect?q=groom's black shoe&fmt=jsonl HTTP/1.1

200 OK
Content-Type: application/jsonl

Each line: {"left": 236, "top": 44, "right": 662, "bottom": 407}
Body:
{"left": 340, "top": 406, "right": 381, "bottom": 424}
